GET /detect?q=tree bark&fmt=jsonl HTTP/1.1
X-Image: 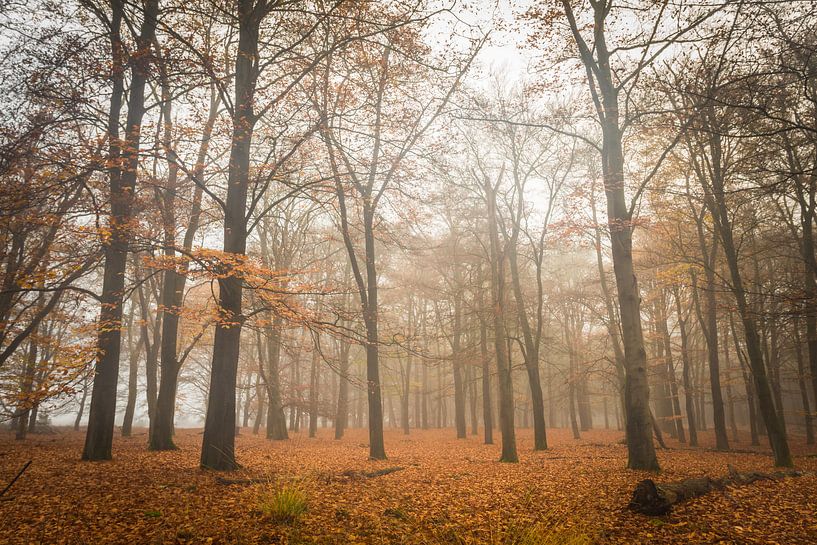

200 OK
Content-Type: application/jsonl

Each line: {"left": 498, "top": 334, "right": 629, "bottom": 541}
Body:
{"left": 201, "top": 0, "right": 262, "bottom": 470}
{"left": 561, "top": 0, "right": 657, "bottom": 471}
{"left": 150, "top": 84, "right": 217, "bottom": 451}
{"left": 483, "top": 173, "right": 517, "bottom": 462}
{"left": 673, "top": 288, "right": 697, "bottom": 447}
{"left": 83, "top": 0, "right": 158, "bottom": 461}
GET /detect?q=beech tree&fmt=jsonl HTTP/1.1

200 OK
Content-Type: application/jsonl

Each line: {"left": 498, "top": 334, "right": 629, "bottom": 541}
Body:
{"left": 83, "top": 0, "right": 160, "bottom": 462}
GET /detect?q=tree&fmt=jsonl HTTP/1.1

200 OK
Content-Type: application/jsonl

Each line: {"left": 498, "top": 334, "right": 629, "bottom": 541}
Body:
{"left": 547, "top": 0, "right": 726, "bottom": 470}
{"left": 83, "top": 0, "right": 160, "bottom": 462}
{"left": 316, "top": 21, "right": 481, "bottom": 459}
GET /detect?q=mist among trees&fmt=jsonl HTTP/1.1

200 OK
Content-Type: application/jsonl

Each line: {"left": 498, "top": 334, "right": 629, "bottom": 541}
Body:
{"left": 2, "top": 1, "right": 817, "bottom": 543}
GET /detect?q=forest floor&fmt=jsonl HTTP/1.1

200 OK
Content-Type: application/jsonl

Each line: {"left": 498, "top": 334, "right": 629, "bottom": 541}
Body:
{"left": 1, "top": 426, "right": 816, "bottom": 545}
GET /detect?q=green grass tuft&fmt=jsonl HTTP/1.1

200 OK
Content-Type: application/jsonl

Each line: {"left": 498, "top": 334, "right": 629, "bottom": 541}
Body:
{"left": 258, "top": 482, "right": 308, "bottom": 524}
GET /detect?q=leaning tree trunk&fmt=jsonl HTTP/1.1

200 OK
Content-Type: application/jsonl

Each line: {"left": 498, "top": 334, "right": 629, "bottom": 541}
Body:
{"left": 508, "top": 243, "right": 548, "bottom": 450}
{"left": 708, "top": 185, "right": 792, "bottom": 467}
{"left": 74, "top": 375, "right": 89, "bottom": 431}
{"left": 691, "top": 204, "right": 730, "bottom": 450}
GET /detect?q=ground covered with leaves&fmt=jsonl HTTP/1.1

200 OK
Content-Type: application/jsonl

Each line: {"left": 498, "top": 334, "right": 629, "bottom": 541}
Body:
{"left": 2, "top": 426, "right": 816, "bottom": 544}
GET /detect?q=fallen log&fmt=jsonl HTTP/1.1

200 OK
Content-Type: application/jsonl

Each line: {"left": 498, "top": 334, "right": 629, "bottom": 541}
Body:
{"left": 341, "top": 466, "right": 405, "bottom": 479}
{"left": 215, "top": 476, "right": 270, "bottom": 486}
{"left": 629, "top": 465, "right": 806, "bottom": 516}
{"left": 218, "top": 467, "right": 406, "bottom": 486}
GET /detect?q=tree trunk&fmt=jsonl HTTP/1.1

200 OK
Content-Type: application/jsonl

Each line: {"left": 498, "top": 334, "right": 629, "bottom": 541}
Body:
{"left": 265, "top": 319, "right": 288, "bottom": 440}
{"left": 658, "top": 292, "right": 685, "bottom": 443}
{"left": 794, "top": 320, "right": 815, "bottom": 444}
{"left": 121, "top": 319, "right": 143, "bottom": 437}
{"left": 452, "top": 293, "right": 467, "bottom": 439}
{"left": 561, "top": 0, "right": 657, "bottom": 470}
{"left": 401, "top": 351, "right": 412, "bottom": 435}
{"left": 708, "top": 183, "right": 792, "bottom": 466}
{"left": 629, "top": 467, "right": 806, "bottom": 516}
{"left": 362, "top": 206, "right": 386, "bottom": 459}
{"left": 150, "top": 86, "right": 216, "bottom": 451}
{"left": 732, "top": 318, "right": 760, "bottom": 446}
{"left": 309, "top": 334, "right": 319, "bottom": 438}
{"left": 74, "top": 375, "right": 89, "bottom": 431}
{"left": 200, "top": 2, "right": 261, "bottom": 470}
{"left": 15, "top": 336, "right": 38, "bottom": 440}
{"left": 508, "top": 232, "right": 548, "bottom": 450}
{"left": 484, "top": 175, "right": 517, "bottom": 462}
{"left": 335, "top": 338, "right": 350, "bottom": 439}
{"left": 253, "top": 381, "right": 266, "bottom": 435}
{"left": 479, "top": 293, "right": 493, "bottom": 445}
{"left": 721, "top": 329, "right": 739, "bottom": 443}
{"left": 673, "top": 288, "right": 697, "bottom": 447}
{"left": 692, "top": 215, "right": 730, "bottom": 450}
{"left": 83, "top": 0, "right": 158, "bottom": 461}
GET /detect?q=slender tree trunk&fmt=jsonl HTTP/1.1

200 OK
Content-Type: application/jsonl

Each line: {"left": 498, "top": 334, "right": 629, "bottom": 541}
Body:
{"left": 242, "top": 376, "right": 253, "bottom": 428}
{"left": 422, "top": 354, "right": 429, "bottom": 430}
{"left": 401, "top": 351, "right": 412, "bottom": 435}
{"left": 452, "top": 294, "right": 467, "bottom": 439}
{"left": 710, "top": 195, "right": 792, "bottom": 466}
{"left": 484, "top": 175, "right": 516, "bottom": 462}
{"left": 309, "top": 334, "right": 319, "bottom": 438}
{"left": 795, "top": 191, "right": 817, "bottom": 407}
{"left": 150, "top": 86, "right": 217, "bottom": 451}
{"left": 468, "top": 358, "right": 478, "bottom": 435}
{"left": 692, "top": 216, "right": 729, "bottom": 450}
{"left": 253, "top": 380, "right": 266, "bottom": 435}
{"left": 794, "top": 320, "right": 815, "bottom": 445}
{"left": 567, "top": 325, "right": 580, "bottom": 440}
{"left": 479, "top": 295, "right": 493, "bottom": 445}
{"left": 658, "top": 293, "right": 685, "bottom": 443}
{"left": 722, "top": 327, "right": 739, "bottom": 443}
{"left": 121, "top": 312, "right": 144, "bottom": 437}
{"left": 74, "top": 374, "right": 89, "bottom": 431}
{"left": 730, "top": 314, "right": 760, "bottom": 445}
{"left": 650, "top": 301, "right": 674, "bottom": 436}
{"left": 136, "top": 275, "right": 161, "bottom": 431}
{"left": 335, "top": 338, "right": 350, "bottom": 439}
{"left": 508, "top": 236, "right": 548, "bottom": 450}
{"left": 674, "top": 288, "right": 697, "bottom": 447}
{"left": 15, "top": 336, "right": 38, "bottom": 440}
